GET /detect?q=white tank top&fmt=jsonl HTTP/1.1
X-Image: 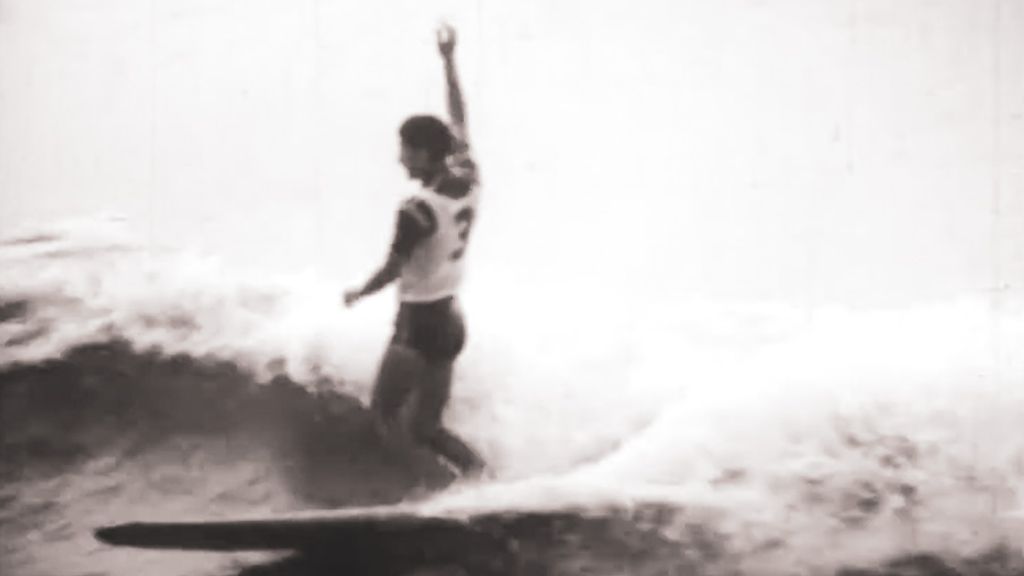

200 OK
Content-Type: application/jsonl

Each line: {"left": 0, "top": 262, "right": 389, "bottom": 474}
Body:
{"left": 398, "top": 186, "right": 479, "bottom": 302}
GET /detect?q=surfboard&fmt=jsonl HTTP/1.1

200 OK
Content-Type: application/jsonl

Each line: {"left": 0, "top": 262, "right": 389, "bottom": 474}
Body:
{"left": 94, "top": 503, "right": 595, "bottom": 575}
{"left": 94, "top": 505, "right": 510, "bottom": 552}
{"left": 94, "top": 498, "right": 690, "bottom": 576}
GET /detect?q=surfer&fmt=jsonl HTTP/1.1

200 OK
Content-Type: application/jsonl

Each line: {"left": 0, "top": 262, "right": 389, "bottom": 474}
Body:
{"left": 343, "top": 24, "right": 486, "bottom": 480}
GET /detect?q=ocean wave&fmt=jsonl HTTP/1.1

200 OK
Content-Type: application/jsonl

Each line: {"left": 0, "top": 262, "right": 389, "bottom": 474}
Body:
{"left": 3, "top": 219, "right": 1024, "bottom": 575}
{"left": 0, "top": 339, "right": 445, "bottom": 503}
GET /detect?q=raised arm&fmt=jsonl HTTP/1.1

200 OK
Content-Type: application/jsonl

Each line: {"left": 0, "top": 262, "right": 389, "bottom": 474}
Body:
{"left": 437, "top": 24, "right": 469, "bottom": 149}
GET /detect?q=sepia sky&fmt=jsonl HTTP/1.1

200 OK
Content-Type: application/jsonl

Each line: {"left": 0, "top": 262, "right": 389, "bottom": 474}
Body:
{"left": 1, "top": 0, "right": 1021, "bottom": 306}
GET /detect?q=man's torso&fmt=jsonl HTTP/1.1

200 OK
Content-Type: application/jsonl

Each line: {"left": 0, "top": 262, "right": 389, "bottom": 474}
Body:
{"left": 394, "top": 150, "right": 479, "bottom": 303}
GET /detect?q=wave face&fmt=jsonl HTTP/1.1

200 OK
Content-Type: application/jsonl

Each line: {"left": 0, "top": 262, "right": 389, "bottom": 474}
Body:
{"left": 2, "top": 219, "right": 1024, "bottom": 576}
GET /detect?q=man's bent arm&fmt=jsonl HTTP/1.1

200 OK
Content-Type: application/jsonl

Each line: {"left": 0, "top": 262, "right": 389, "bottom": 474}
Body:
{"left": 354, "top": 252, "right": 403, "bottom": 299}
{"left": 348, "top": 199, "right": 435, "bottom": 302}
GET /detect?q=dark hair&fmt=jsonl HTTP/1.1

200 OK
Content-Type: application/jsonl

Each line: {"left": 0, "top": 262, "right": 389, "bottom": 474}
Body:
{"left": 399, "top": 115, "right": 454, "bottom": 161}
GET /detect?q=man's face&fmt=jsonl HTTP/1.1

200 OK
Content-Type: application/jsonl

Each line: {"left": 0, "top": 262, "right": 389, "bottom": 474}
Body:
{"left": 399, "top": 143, "right": 432, "bottom": 180}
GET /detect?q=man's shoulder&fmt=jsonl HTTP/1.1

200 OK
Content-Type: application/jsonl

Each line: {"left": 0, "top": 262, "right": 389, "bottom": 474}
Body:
{"left": 399, "top": 196, "right": 438, "bottom": 233}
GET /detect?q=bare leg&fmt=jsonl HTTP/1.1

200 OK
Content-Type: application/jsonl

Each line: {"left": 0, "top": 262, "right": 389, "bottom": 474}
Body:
{"left": 410, "top": 361, "right": 485, "bottom": 477}
{"left": 370, "top": 344, "right": 420, "bottom": 436}
{"left": 369, "top": 345, "right": 427, "bottom": 466}
{"left": 369, "top": 344, "right": 453, "bottom": 483}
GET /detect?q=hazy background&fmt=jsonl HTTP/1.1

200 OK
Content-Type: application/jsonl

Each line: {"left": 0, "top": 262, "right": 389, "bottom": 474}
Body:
{"left": 3, "top": 4, "right": 1024, "bottom": 575}
{"left": 2, "top": 0, "right": 1021, "bottom": 308}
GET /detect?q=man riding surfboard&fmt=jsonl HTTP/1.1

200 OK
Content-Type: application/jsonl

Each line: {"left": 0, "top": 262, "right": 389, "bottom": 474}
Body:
{"left": 344, "top": 24, "right": 486, "bottom": 480}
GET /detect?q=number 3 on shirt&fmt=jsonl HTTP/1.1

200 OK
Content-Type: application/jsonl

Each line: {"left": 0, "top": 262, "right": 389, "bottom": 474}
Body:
{"left": 449, "top": 206, "right": 475, "bottom": 261}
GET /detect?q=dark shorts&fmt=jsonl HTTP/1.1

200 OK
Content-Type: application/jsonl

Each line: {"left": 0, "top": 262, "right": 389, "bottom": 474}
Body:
{"left": 391, "top": 297, "right": 466, "bottom": 363}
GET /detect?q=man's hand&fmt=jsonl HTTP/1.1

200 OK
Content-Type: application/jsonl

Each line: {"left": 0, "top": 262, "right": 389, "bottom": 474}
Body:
{"left": 437, "top": 23, "right": 456, "bottom": 59}
{"left": 342, "top": 288, "right": 363, "bottom": 308}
